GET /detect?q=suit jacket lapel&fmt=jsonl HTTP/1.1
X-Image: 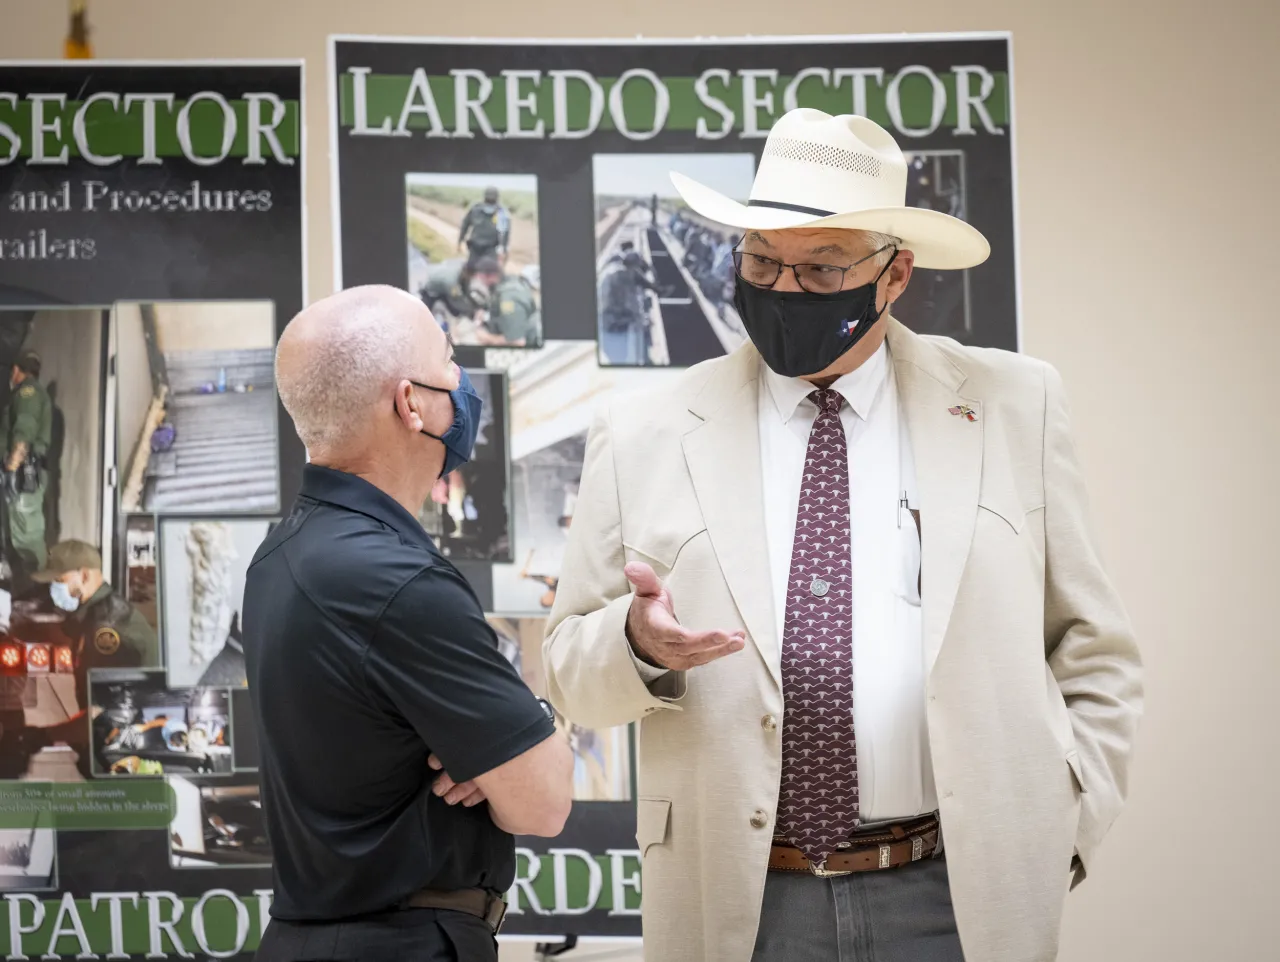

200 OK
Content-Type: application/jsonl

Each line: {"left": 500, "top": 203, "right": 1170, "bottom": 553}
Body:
{"left": 681, "top": 343, "right": 781, "bottom": 690}
{"left": 887, "top": 319, "right": 983, "bottom": 676}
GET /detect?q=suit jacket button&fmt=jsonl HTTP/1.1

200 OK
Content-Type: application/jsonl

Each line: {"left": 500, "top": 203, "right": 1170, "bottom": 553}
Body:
{"left": 760, "top": 714, "right": 777, "bottom": 732}
{"left": 750, "top": 810, "right": 769, "bottom": 829}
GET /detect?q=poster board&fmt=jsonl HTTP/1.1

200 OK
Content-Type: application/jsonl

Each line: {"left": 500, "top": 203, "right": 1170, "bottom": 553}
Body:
{"left": 0, "top": 61, "right": 303, "bottom": 959}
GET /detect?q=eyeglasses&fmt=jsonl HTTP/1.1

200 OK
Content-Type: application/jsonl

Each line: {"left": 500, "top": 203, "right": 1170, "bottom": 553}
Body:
{"left": 732, "top": 245, "right": 895, "bottom": 295}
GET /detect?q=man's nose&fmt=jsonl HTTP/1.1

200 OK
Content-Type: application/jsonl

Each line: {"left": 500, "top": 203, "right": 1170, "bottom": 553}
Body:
{"left": 773, "top": 266, "right": 805, "bottom": 293}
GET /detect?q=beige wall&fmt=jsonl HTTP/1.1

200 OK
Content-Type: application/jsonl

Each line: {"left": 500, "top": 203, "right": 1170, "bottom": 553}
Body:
{"left": 153, "top": 301, "right": 275, "bottom": 353}
{"left": 2, "top": 1, "right": 1276, "bottom": 958}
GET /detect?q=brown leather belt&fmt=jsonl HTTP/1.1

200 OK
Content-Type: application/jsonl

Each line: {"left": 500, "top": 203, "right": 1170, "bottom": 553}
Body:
{"left": 401, "top": 887, "right": 507, "bottom": 933}
{"left": 769, "top": 816, "right": 940, "bottom": 877}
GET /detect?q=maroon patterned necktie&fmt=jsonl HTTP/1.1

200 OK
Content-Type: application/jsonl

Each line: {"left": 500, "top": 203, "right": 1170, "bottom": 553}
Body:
{"left": 777, "top": 388, "right": 859, "bottom": 865}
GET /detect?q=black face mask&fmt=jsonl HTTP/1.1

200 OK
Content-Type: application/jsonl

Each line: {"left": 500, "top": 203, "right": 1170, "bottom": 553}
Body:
{"left": 410, "top": 367, "right": 483, "bottom": 479}
{"left": 733, "top": 250, "right": 898, "bottom": 378}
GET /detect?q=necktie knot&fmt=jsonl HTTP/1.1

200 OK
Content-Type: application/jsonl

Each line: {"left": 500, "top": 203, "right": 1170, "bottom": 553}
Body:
{"left": 809, "top": 389, "right": 844, "bottom": 417}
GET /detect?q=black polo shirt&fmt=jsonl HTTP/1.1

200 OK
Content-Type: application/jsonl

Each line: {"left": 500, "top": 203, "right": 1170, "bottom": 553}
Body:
{"left": 243, "top": 464, "right": 555, "bottom": 921}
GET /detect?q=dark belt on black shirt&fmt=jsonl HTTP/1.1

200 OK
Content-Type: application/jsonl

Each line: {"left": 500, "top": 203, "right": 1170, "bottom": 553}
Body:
{"left": 401, "top": 888, "right": 506, "bottom": 934}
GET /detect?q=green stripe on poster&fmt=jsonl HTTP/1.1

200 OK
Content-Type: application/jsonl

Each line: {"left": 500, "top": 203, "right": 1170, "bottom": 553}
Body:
{"left": 336, "top": 70, "right": 1009, "bottom": 135}
{"left": 0, "top": 779, "right": 175, "bottom": 830}
{"left": 0, "top": 892, "right": 270, "bottom": 958}
{"left": 0, "top": 97, "right": 302, "bottom": 161}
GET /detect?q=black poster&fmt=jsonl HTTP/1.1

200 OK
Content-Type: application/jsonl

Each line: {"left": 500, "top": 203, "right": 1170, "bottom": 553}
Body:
{"left": 0, "top": 62, "right": 303, "bottom": 959}
{"left": 331, "top": 34, "right": 1018, "bottom": 366}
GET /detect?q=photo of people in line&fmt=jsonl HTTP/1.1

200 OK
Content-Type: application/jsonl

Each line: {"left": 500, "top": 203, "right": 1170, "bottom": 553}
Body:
{"left": 417, "top": 370, "right": 512, "bottom": 563}
{"left": 593, "top": 153, "right": 755, "bottom": 367}
{"left": 168, "top": 774, "right": 270, "bottom": 868}
{"left": 406, "top": 173, "right": 543, "bottom": 349}
{"left": 88, "top": 670, "right": 232, "bottom": 777}
{"left": 116, "top": 301, "right": 280, "bottom": 515}
{"left": 160, "top": 518, "right": 270, "bottom": 689}
{"left": 487, "top": 615, "right": 633, "bottom": 802}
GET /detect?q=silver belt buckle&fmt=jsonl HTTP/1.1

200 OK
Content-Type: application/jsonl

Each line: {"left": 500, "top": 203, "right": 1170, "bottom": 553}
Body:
{"left": 810, "top": 858, "right": 853, "bottom": 878}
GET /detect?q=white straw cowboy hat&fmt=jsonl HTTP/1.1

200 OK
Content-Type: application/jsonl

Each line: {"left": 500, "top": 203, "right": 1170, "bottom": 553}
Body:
{"left": 670, "top": 108, "right": 990, "bottom": 270}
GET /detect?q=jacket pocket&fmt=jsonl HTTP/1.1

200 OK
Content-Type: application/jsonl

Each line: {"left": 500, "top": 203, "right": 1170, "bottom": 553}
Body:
{"left": 1065, "top": 749, "right": 1087, "bottom": 794}
{"left": 635, "top": 796, "right": 672, "bottom": 856}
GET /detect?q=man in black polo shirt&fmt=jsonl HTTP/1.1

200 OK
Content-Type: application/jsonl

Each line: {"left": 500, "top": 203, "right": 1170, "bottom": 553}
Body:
{"left": 245, "top": 285, "right": 573, "bottom": 962}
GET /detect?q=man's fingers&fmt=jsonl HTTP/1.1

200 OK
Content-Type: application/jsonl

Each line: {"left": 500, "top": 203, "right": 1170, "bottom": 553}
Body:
{"left": 678, "top": 627, "right": 747, "bottom": 652}
{"left": 460, "top": 787, "right": 487, "bottom": 807}
{"left": 624, "top": 561, "right": 664, "bottom": 599}
{"left": 682, "top": 638, "right": 748, "bottom": 668}
{"left": 432, "top": 773, "right": 456, "bottom": 797}
{"left": 444, "top": 781, "right": 482, "bottom": 806}
{"left": 427, "top": 754, "right": 443, "bottom": 771}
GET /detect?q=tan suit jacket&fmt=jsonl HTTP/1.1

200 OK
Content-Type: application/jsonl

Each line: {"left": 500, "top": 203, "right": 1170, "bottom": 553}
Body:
{"left": 543, "top": 319, "right": 1143, "bottom": 962}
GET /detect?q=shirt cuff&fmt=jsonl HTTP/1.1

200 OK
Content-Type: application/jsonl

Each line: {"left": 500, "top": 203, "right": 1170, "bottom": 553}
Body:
{"left": 627, "top": 640, "right": 669, "bottom": 684}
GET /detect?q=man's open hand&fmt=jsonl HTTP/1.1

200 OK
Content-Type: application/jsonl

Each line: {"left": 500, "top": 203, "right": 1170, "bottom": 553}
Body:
{"left": 428, "top": 754, "right": 486, "bottom": 807}
{"left": 624, "top": 561, "right": 745, "bottom": 671}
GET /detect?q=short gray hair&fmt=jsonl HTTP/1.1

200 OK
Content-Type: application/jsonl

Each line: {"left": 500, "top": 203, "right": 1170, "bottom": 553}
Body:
{"left": 276, "top": 288, "right": 422, "bottom": 453}
{"left": 857, "top": 230, "right": 902, "bottom": 267}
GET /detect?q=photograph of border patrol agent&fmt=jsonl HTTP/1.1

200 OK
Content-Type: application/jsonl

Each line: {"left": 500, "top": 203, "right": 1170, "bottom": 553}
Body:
{"left": 4, "top": 349, "right": 52, "bottom": 578}
{"left": 0, "top": 539, "right": 160, "bottom": 781}
{"left": 418, "top": 255, "right": 502, "bottom": 339}
{"left": 593, "top": 152, "right": 755, "bottom": 368}
{"left": 405, "top": 172, "right": 541, "bottom": 346}
{"left": 469, "top": 264, "right": 543, "bottom": 349}
{"left": 459, "top": 186, "right": 511, "bottom": 265}
{"left": 0, "top": 307, "right": 124, "bottom": 600}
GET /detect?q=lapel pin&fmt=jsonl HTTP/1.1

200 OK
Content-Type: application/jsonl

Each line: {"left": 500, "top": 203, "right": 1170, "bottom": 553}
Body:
{"left": 948, "top": 404, "right": 978, "bottom": 422}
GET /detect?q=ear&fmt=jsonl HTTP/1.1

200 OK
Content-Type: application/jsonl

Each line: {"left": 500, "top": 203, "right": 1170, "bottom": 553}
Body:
{"left": 392, "top": 379, "right": 425, "bottom": 432}
{"left": 886, "top": 249, "right": 915, "bottom": 303}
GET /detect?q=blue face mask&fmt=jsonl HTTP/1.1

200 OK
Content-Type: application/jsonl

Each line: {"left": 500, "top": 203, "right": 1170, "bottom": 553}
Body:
{"left": 50, "top": 580, "right": 80, "bottom": 612}
{"left": 413, "top": 367, "right": 483, "bottom": 478}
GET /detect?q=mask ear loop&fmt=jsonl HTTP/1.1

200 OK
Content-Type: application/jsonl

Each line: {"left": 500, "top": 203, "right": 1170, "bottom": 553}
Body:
{"left": 869, "top": 247, "right": 900, "bottom": 320}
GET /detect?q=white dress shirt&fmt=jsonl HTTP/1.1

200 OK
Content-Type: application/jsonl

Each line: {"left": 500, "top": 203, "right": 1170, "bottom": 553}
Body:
{"left": 758, "top": 341, "right": 935, "bottom": 822}
{"left": 630, "top": 341, "right": 936, "bottom": 822}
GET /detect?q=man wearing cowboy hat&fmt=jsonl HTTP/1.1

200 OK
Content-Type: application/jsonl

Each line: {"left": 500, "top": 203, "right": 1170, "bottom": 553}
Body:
{"left": 544, "top": 108, "right": 1142, "bottom": 962}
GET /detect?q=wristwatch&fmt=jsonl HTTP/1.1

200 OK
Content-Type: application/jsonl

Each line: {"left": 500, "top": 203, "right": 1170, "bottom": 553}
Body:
{"left": 535, "top": 697, "right": 555, "bottom": 723}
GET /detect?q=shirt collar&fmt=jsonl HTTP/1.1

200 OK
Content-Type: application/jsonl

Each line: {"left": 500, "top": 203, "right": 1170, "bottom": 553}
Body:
{"left": 761, "top": 339, "right": 890, "bottom": 424}
{"left": 300, "top": 464, "right": 435, "bottom": 548}
{"left": 68, "top": 583, "right": 113, "bottom": 624}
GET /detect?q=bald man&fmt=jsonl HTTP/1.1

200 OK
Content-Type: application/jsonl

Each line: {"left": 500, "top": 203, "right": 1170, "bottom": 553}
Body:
{"left": 244, "top": 286, "right": 572, "bottom": 962}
